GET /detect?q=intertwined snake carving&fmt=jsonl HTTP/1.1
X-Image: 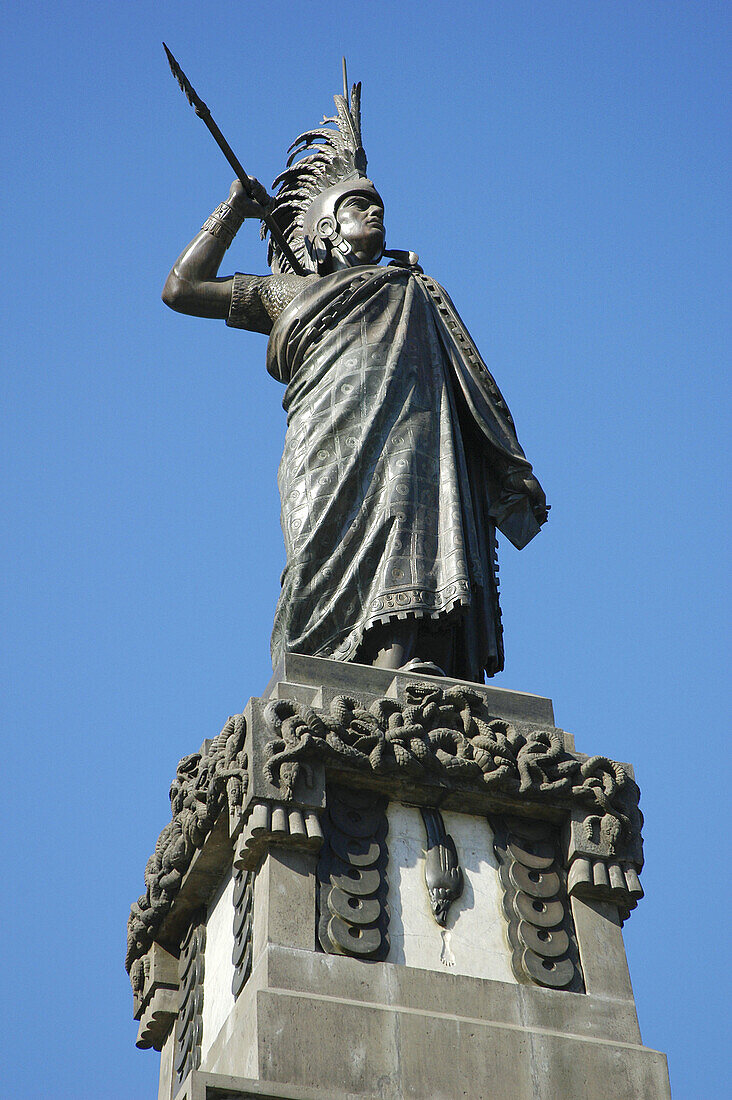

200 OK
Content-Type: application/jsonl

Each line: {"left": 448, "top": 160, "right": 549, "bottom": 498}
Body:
{"left": 264, "top": 684, "right": 633, "bottom": 850}
{"left": 126, "top": 714, "right": 247, "bottom": 985}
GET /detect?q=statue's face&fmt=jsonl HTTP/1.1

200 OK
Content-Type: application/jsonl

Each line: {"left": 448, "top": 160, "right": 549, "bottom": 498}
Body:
{"left": 335, "top": 191, "right": 385, "bottom": 263}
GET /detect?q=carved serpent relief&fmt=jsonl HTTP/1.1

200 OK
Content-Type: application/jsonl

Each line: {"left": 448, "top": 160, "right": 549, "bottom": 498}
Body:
{"left": 317, "top": 784, "right": 389, "bottom": 961}
{"left": 264, "top": 684, "right": 636, "bottom": 852}
{"left": 126, "top": 714, "right": 247, "bottom": 984}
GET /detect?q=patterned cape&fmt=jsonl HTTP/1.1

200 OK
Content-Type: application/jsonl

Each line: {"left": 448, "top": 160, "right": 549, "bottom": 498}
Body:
{"left": 265, "top": 264, "right": 543, "bottom": 679}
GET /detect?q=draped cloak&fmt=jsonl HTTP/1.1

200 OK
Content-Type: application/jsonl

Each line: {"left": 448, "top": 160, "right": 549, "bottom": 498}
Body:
{"left": 265, "top": 264, "right": 543, "bottom": 681}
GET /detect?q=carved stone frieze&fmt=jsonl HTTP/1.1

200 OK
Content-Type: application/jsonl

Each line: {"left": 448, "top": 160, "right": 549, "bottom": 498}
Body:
{"left": 317, "top": 784, "right": 389, "bottom": 961}
{"left": 231, "top": 867, "right": 253, "bottom": 998}
{"left": 175, "top": 914, "right": 206, "bottom": 1085}
{"left": 420, "top": 807, "right": 463, "bottom": 926}
{"left": 126, "top": 668, "right": 645, "bottom": 1005}
{"left": 262, "top": 685, "right": 639, "bottom": 861}
{"left": 493, "top": 816, "right": 583, "bottom": 992}
{"left": 126, "top": 714, "right": 248, "bottom": 981}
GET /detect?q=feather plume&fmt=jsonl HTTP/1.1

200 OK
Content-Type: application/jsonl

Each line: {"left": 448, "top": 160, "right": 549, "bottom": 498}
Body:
{"left": 334, "top": 95, "right": 360, "bottom": 153}
{"left": 263, "top": 72, "right": 369, "bottom": 274}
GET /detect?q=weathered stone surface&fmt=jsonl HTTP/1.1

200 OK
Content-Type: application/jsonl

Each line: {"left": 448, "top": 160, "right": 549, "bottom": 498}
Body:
{"left": 154, "top": 840, "right": 667, "bottom": 1099}
{"left": 157, "top": 1028, "right": 176, "bottom": 1100}
{"left": 387, "top": 804, "right": 514, "bottom": 982}
{"left": 194, "top": 944, "right": 668, "bottom": 1100}
{"left": 250, "top": 846, "right": 318, "bottom": 965}
{"left": 265, "top": 653, "right": 556, "bottom": 726}
{"left": 170, "top": 1069, "right": 367, "bottom": 1099}
{"left": 263, "top": 945, "right": 643, "bottom": 1046}
{"left": 571, "top": 895, "right": 637, "bottom": 1002}
{"left": 184, "top": 833, "right": 661, "bottom": 1093}
{"left": 200, "top": 869, "right": 235, "bottom": 1061}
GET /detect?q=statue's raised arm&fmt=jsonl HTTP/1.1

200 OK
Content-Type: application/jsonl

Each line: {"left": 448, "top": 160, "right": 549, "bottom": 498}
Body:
{"left": 162, "top": 65, "right": 548, "bottom": 683}
{"left": 162, "top": 177, "right": 276, "bottom": 325}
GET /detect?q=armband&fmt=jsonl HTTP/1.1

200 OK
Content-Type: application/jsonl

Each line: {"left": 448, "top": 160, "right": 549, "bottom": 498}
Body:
{"left": 201, "top": 200, "right": 245, "bottom": 250}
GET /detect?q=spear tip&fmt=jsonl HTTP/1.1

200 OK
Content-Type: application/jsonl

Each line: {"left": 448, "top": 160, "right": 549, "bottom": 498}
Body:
{"left": 162, "top": 42, "right": 199, "bottom": 111}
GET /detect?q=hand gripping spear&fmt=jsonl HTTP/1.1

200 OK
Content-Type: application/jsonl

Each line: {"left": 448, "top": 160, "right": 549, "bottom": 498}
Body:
{"left": 163, "top": 44, "right": 306, "bottom": 276}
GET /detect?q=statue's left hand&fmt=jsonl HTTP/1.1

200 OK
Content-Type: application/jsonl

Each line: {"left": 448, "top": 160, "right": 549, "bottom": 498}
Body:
{"left": 505, "top": 470, "right": 549, "bottom": 524}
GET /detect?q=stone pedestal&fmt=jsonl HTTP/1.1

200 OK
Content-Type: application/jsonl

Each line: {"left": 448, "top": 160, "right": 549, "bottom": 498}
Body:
{"left": 127, "top": 656, "right": 671, "bottom": 1099}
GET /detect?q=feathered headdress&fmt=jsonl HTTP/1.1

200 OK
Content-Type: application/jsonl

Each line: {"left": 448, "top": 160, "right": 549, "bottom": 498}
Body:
{"left": 262, "top": 70, "right": 378, "bottom": 274}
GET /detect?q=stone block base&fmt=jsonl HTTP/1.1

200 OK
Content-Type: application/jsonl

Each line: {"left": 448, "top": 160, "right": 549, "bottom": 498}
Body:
{"left": 127, "top": 657, "right": 670, "bottom": 1100}
{"left": 168, "top": 945, "right": 670, "bottom": 1100}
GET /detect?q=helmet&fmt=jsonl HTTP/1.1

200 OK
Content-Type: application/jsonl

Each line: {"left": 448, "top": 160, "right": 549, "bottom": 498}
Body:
{"left": 303, "top": 177, "right": 384, "bottom": 270}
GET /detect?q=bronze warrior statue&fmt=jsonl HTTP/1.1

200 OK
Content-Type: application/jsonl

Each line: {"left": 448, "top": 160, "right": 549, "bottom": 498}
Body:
{"left": 163, "top": 72, "right": 548, "bottom": 682}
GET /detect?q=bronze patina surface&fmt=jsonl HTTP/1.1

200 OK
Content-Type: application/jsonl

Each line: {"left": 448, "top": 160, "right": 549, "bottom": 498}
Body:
{"left": 162, "top": 64, "right": 547, "bottom": 680}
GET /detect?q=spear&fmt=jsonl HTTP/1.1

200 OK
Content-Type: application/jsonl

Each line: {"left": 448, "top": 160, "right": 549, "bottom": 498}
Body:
{"left": 162, "top": 43, "right": 306, "bottom": 276}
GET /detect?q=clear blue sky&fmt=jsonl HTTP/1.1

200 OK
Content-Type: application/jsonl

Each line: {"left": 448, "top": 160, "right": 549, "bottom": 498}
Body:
{"left": 2, "top": 2, "right": 729, "bottom": 1096}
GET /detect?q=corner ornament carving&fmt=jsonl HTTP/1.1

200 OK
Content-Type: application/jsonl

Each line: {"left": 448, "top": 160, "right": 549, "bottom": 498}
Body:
{"left": 233, "top": 799, "right": 324, "bottom": 871}
{"left": 133, "top": 942, "right": 180, "bottom": 1051}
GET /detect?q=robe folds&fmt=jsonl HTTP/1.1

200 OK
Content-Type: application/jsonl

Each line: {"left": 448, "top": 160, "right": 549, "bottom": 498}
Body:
{"left": 265, "top": 264, "right": 542, "bottom": 681}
